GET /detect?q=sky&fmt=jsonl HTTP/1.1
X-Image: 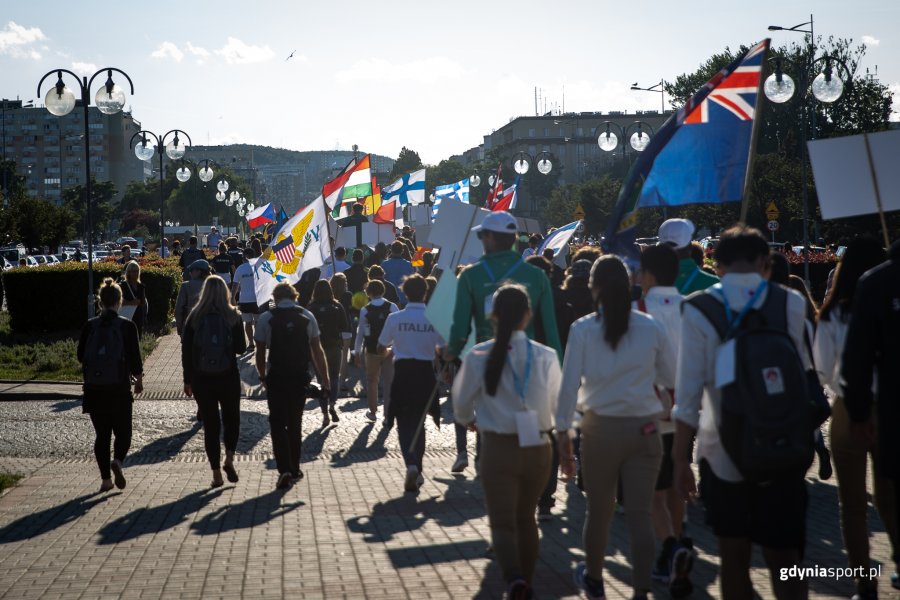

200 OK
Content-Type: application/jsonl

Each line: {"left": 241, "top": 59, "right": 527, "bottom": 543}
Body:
{"left": 1, "top": 0, "right": 897, "bottom": 164}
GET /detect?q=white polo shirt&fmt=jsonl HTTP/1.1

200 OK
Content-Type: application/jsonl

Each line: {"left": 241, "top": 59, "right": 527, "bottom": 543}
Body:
{"left": 377, "top": 303, "right": 444, "bottom": 361}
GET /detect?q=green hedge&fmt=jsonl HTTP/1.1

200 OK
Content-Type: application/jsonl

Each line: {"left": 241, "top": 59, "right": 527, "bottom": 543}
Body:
{"left": 2, "top": 261, "right": 181, "bottom": 333}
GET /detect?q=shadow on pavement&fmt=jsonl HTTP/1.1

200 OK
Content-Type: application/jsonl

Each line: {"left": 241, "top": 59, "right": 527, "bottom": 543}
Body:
{"left": 329, "top": 421, "right": 391, "bottom": 467}
{"left": 97, "top": 488, "right": 224, "bottom": 545}
{"left": 235, "top": 410, "right": 271, "bottom": 454}
{"left": 128, "top": 422, "right": 202, "bottom": 464}
{"left": 49, "top": 400, "right": 81, "bottom": 412}
{"left": 0, "top": 491, "right": 117, "bottom": 543}
{"left": 190, "top": 489, "right": 303, "bottom": 535}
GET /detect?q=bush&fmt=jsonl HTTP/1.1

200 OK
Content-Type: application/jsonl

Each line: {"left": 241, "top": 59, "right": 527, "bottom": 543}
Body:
{"left": 2, "top": 261, "right": 181, "bottom": 333}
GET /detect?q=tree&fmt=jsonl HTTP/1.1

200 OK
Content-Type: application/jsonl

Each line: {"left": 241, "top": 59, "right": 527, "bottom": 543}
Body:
{"left": 0, "top": 159, "right": 28, "bottom": 206}
{"left": 388, "top": 147, "right": 424, "bottom": 181}
{"left": 120, "top": 208, "right": 160, "bottom": 237}
{"left": 6, "top": 197, "right": 75, "bottom": 250}
{"left": 546, "top": 176, "right": 620, "bottom": 235}
{"left": 165, "top": 164, "right": 251, "bottom": 230}
{"left": 62, "top": 177, "right": 116, "bottom": 241}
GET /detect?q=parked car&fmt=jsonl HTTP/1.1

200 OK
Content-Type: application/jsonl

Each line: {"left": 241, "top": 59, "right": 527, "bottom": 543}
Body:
{"left": 33, "top": 255, "right": 47, "bottom": 265}
{"left": 44, "top": 255, "right": 61, "bottom": 265}
{"left": 21, "top": 256, "right": 39, "bottom": 268}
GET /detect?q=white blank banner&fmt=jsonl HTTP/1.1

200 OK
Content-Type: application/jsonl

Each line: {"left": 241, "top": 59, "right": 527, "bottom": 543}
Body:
{"left": 808, "top": 129, "right": 900, "bottom": 220}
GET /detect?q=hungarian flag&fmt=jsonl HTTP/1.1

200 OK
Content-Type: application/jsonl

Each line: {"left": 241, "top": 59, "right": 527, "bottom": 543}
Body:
{"left": 246, "top": 202, "right": 276, "bottom": 229}
{"left": 329, "top": 155, "right": 372, "bottom": 218}
{"left": 491, "top": 178, "right": 518, "bottom": 212}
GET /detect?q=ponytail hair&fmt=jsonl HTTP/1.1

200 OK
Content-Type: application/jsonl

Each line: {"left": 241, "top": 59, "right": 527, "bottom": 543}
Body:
{"left": 590, "top": 255, "right": 631, "bottom": 350}
{"left": 484, "top": 284, "right": 531, "bottom": 397}
{"left": 97, "top": 278, "right": 122, "bottom": 311}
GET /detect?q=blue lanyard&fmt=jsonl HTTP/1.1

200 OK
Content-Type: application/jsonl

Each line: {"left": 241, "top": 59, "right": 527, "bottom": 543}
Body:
{"left": 482, "top": 258, "right": 523, "bottom": 284}
{"left": 679, "top": 267, "right": 701, "bottom": 293}
{"left": 504, "top": 339, "right": 533, "bottom": 402}
{"left": 715, "top": 280, "right": 769, "bottom": 334}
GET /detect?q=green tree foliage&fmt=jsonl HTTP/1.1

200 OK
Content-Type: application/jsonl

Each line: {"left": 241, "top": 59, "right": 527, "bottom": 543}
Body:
{"left": 61, "top": 177, "right": 116, "bottom": 240}
{"left": 0, "top": 159, "right": 28, "bottom": 205}
{"left": 4, "top": 197, "right": 75, "bottom": 250}
{"left": 120, "top": 208, "right": 160, "bottom": 237}
{"left": 165, "top": 164, "right": 251, "bottom": 230}
{"left": 546, "top": 176, "right": 620, "bottom": 235}
{"left": 388, "top": 147, "right": 424, "bottom": 181}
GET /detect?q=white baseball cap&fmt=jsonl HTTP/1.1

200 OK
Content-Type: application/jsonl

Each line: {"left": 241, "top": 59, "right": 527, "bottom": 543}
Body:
{"left": 471, "top": 211, "right": 519, "bottom": 234}
{"left": 657, "top": 218, "right": 695, "bottom": 249}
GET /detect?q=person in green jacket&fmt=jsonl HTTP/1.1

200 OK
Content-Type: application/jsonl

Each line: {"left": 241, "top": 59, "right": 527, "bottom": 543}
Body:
{"left": 444, "top": 210, "right": 563, "bottom": 474}
{"left": 445, "top": 211, "right": 562, "bottom": 363}
{"left": 658, "top": 218, "right": 719, "bottom": 295}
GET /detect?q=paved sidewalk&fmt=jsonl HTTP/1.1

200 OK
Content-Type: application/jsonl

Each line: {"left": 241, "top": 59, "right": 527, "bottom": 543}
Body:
{"left": 0, "top": 333, "right": 895, "bottom": 599}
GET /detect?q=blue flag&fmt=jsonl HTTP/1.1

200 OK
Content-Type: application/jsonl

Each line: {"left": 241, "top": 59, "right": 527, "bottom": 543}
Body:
{"left": 604, "top": 39, "right": 769, "bottom": 257}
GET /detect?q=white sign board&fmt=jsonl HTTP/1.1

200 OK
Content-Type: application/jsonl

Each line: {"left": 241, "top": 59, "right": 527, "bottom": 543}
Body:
{"left": 409, "top": 205, "right": 431, "bottom": 226}
{"left": 334, "top": 226, "right": 357, "bottom": 250}
{"left": 424, "top": 201, "right": 490, "bottom": 271}
{"left": 808, "top": 130, "right": 900, "bottom": 219}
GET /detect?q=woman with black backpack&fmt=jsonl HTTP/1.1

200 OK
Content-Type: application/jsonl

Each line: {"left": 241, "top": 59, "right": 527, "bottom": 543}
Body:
{"left": 182, "top": 275, "right": 247, "bottom": 488}
{"left": 77, "top": 278, "right": 144, "bottom": 492}
{"left": 307, "top": 279, "right": 350, "bottom": 426}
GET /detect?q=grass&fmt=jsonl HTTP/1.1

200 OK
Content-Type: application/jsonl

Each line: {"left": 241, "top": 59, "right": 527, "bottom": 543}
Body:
{"left": 0, "top": 312, "right": 161, "bottom": 382}
{"left": 0, "top": 473, "right": 22, "bottom": 493}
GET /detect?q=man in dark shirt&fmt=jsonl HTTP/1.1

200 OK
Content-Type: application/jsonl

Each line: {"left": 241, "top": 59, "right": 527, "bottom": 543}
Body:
{"left": 178, "top": 236, "right": 206, "bottom": 280}
{"left": 344, "top": 249, "right": 368, "bottom": 295}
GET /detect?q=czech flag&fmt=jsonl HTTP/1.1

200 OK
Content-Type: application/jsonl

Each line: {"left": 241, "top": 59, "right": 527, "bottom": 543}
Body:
{"left": 246, "top": 202, "right": 276, "bottom": 230}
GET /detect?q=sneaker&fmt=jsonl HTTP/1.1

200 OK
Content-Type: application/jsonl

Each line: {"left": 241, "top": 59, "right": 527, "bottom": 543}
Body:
{"left": 573, "top": 562, "right": 605, "bottom": 599}
{"left": 291, "top": 470, "right": 304, "bottom": 483}
{"left": 537, "top": 506, "right": 553, "bottom": 522}
{"left": 416, "top": 473, "right": 425, "bottom": 489}
{"left": 891, "top": 570, "right": 900, "bottom": 590}
{"left": 365, "top": 410, "right": 377, "bottom": 422}
{"left": 669, "top": 542, "right": 694, "bottom": 598}
{"left": 276, "top": 473, "right": 292, "bottom": 490}
{"left": 404, "top": 465, "right": 420, "bottom": 492}
{"left": 451, "top": 453, "right": 469, "bottom": 473}
{"left": 329, "top": 407, "right": 340, "bottom": 423}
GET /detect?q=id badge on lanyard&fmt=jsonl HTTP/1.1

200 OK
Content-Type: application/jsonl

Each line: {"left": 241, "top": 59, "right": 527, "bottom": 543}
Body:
{"left": 507, "top": 341, "right": 542, "bottom": 447}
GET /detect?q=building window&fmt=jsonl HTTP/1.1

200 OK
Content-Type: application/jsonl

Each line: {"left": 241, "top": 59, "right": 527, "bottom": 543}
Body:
{"left": 528, "top": 128, "right": 535, "bottom": 138}
{"left": 543, "top": 128, "right": 550, "bottom": 137}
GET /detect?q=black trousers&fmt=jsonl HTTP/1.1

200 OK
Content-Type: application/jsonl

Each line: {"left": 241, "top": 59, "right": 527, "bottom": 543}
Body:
{"left": 267, "top": 378, "right": 306, "bottom": 476}
{"left": 193, "top": 376, "right": 241, "bottom": 470}
{"left": 397, "top": 410, "right": 425, "bottom": 473}
{"left": 89, "top": 406, "right": 133, "bottom": 480}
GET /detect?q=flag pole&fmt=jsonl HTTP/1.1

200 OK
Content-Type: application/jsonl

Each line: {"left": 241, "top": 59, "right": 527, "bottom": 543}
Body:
{"left": 740, "top": 39, "right": 771, "bottom": 224}
{"left": 322, "top": 193, "right": 337, "bottom": 274}
{"left": 862, "top": 133, "right": 892, "bottom": 248}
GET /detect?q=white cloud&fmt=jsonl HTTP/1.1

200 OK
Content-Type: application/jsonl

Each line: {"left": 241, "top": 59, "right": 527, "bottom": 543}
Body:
{"left": 150, "top": 41, "right": 184, "bottom": 62}
{"left": 71, "top": 62, "right": 98, "bottom": 76}
{"left": 215, "top": 37, "right": 275, "bottom": 64}
{"left": 186, "top": 42, "right": 210, "bottom": 63}
{"left": 0, "top": 21, "right": 46, "bottom": 59}
{"left": 861, "top": 35, "right": 880, "bottom": 47}
{"left": 209, "top": 132, "right": 245, "bottom": 146}
{"left": 336, "top": 56, "right": 465, "bottom": 85}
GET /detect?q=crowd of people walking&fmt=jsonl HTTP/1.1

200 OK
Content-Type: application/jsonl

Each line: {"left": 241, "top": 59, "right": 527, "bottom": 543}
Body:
{"left": 75, "top": 217, "right": 900, "bottom": 600}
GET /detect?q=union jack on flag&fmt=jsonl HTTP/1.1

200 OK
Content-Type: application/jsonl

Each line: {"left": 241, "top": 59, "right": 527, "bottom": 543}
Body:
{"left": 604, "top": 39, "right": 770, "bottom": 258}
{"left": 272, "top": 235, "right": 296, "bottom": 264}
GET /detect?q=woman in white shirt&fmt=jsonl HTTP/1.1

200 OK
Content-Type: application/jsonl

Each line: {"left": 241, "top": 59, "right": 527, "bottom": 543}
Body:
{"left": 556, "top": 255, "right": 675, "bottom": 600}
{"left": 813, "top": 237, "right": 892, "bottom": 600}
{"left": 453, "top": 284, "right": 561, "bottom": 600}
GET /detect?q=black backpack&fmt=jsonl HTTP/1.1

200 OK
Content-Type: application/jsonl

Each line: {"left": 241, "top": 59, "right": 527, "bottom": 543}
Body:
{"left": 83, "top": 317, "right": 127, "bottom": 387}
{"left": 363, "top": 302, "right": 392, "bottom": 354}
{"left": 268, "top": 306, "right": 312, "bottom": 381}
{"left": 686, "top": 284, "right": 815, "bottom": 482}
{"left": 192, "top": 313, "right": 234, "bottom": 375}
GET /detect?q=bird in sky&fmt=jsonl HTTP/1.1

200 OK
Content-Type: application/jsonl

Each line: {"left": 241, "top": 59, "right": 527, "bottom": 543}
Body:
{"left": 286, "top": 50, "right": 296, "bottom": 61}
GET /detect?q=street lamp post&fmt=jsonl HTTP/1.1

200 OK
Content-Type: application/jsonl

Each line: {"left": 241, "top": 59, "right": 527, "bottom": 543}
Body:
{"left": 37, "top": 68, "right": 134, "bottom": 318}
{"left": 631, "top": 79, "right": 666, "bottom": 113}
{"left": 130, "top": 129, "right": 191, "bottom": 253}
{"left": 597, "top": 120, "right": 656, "bottom": 158}
{"left": 766, "top": 14, "right": 850, "bottom": 285}
{"left": 511, "top": 150, "right": 554, "bottom": 217}
{"left": 174, "top": 158, "right": 222, "bottom": 236}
